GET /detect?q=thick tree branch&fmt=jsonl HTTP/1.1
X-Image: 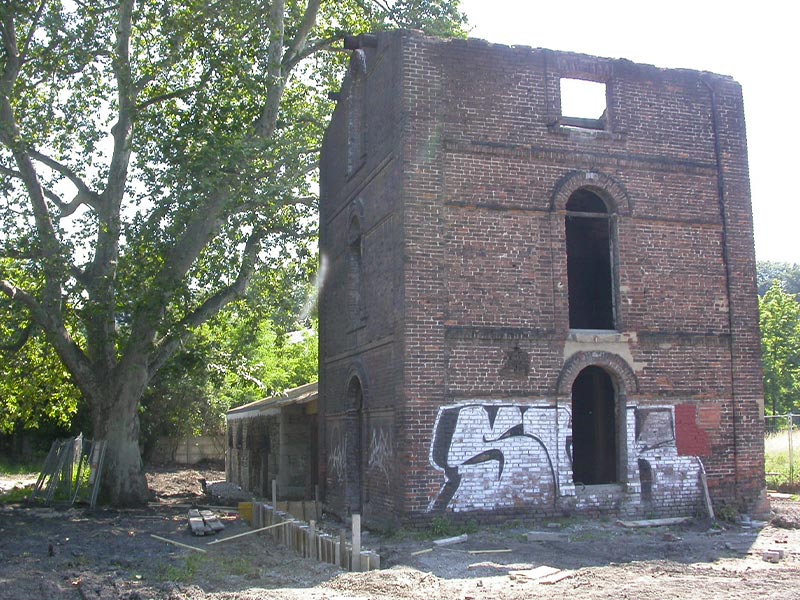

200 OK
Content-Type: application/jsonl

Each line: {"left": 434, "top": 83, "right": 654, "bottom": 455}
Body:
{"left": 283, "top": 35, "right": 340, "bottom": 71}
{"left": 135, "top": 76, "right": 208, "bottom": 111}
{"left": 0, "top": 163, "right": 21, "bottom": 178}
{"left": 82, "top": 0, "right": 136, "bottom": 374}
{"left": 123, "top": 188, "right": 231, "bottom": 367}
{"left": 147, "top": 227, "right": 267, "bottom": 375}
{"left": 29, "top": 149, "right": 103, "bottom": 216}
{"left": 283, "top": 0, "right": 322, "bottom": 69}
{"left": 0, "top": 279, "right": 95, "bottom": 396}
{"left": 253, "top": 0, "right": 286, "bottom": 140}
{"left": 0, "top": 69, "right": 66, "bottom": 321}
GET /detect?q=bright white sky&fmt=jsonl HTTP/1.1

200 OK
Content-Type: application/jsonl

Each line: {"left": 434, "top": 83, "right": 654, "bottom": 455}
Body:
{"left": 460, "top": 0, "right": 799, "bottom": 263}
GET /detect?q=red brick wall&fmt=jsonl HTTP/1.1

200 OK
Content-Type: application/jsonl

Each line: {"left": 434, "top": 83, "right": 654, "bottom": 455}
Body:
{"left": 319, "top": 31, "right": 765, "bottom": 525}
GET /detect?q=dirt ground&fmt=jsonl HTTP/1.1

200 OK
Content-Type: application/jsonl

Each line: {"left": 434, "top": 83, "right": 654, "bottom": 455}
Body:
{"left": 1, "top": 466, "right": 799, "bottom": 600}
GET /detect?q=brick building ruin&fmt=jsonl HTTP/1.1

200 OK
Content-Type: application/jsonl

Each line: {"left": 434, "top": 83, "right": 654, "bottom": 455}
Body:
{"left": 318, "top": 30, "right": 765, "bottom": 527}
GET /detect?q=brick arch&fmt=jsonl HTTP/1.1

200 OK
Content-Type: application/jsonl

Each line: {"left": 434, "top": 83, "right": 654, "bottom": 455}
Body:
{"left": 550, "top": 170, "right": 632, "bottom": 215}
{"left": 343, "top": 361, "right": 369, "bottom": 409}
{"left": 556, "top": 351, "right": 639, "bottom": 396}
{"left": 347, "top": 198, "right": 365, "bottom": 243}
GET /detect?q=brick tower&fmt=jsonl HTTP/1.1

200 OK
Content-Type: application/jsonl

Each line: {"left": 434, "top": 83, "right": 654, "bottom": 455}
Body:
{"left": 319, "top": 31, "right": 765, "bottom": 527}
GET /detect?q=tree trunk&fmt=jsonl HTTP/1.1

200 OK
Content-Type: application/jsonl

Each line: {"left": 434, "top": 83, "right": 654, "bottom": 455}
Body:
{"left": 91, "top": 369, "right": 150, "bottom": 507}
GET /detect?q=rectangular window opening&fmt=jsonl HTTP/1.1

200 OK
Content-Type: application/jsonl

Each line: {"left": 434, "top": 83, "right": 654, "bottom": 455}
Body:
{"left": 560, "top": 78, "right": 607, "bottom": 130}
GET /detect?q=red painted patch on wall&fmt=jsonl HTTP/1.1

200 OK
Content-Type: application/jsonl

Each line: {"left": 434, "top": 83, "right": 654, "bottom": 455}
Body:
{"left": 675, "top": 404, "right": 711, "bottom": 457}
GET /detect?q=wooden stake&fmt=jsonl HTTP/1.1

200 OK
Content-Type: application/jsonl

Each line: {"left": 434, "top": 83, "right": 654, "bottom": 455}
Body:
{"left": 352, "top": 514, "right": 361, "bottom": 571}
{"left": 206, "top": 520, "right": 292, "bottom": 545}
{"left": 309, "top": 520, "right": 317, "bottom": 560}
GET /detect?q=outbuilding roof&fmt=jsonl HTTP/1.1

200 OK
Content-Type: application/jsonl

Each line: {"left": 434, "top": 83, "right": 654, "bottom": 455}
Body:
{"left": 225, "top": 381, "right": 318, "bottom": 421}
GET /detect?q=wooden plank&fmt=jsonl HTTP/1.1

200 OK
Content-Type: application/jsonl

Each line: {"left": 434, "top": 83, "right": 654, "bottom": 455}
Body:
{"left": 151, "top": 534, "right": 207, "bottom": 553}
{"left": 538, "top": 570, "right": 575, "bottom": 585}
{"left": 526, "top": 531, "right": 568, "bottom": 542}
{"left": 411, "top": 548, "right": 433, "bottom": 556}
{"left": 206, "top": 520, "right": 292, "bottom": 545}
{"left": 467, "top": 549, "right": 513, "bottom": 555}
{"left": 433, "top": 534, "right": 468, "bottom": 546}
{"left": 509, "top": 566, "right": 561, "bottom": 581}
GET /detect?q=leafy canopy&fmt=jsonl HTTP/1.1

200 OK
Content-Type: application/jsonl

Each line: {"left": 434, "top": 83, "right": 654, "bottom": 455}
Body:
{"left": 759, "top": 281, "right": 800, "bottom": 415}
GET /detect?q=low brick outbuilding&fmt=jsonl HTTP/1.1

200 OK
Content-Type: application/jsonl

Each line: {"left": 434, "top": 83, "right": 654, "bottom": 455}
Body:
{"left": 226, "top": 382, "right": 318, "bottom": 500}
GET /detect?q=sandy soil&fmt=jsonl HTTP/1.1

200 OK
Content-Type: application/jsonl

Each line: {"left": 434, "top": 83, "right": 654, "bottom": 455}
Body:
{"left": 0, "top": 466, "right": 798, "bottom": 599}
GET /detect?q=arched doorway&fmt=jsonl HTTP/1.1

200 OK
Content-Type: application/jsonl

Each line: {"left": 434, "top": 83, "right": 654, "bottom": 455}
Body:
{"left": 344, "top": 376, "right": 364, "bottom": 513}
{"left": 571, "top": 365, "right": 618, "bottom": 485}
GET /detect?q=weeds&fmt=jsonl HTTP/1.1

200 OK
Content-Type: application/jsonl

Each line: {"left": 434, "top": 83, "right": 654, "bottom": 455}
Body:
{"left": 428, "top": 516, "right": 479, "bottom": 538}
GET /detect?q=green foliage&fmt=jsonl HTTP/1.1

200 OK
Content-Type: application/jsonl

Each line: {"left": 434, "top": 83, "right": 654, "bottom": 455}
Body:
{"left": 715, "top": 504, "right": 739, "bottom": 523}
{"left": 0, "top": 0, "right": 465, "bottom": 502}
{"left": 140, "top": 304, "right": 318, "bottom": 457}
{"left": 0, "top": 267, "right": 81, "bottom": 433}
{"left": 428, "top": 515, "right": 478, "bottom": 538}
{"left": 757, "top": 261, "right": 800, "bottom": 297}
{"left": 759, "top": 281, "right": 800, "bottom": 415}
{"left": 0, "top": 486, "right": 31, "bottom": 504}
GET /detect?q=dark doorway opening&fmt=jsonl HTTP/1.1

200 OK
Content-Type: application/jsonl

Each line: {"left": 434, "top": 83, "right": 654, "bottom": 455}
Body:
{"left": 571, "top": 366, "right": 618, "bottom": 485}
{"left": 344, "top": 377, "right": 364, "bottom": 513}
{"left": 565, "top": 189, "right": 614, "bottom": 329}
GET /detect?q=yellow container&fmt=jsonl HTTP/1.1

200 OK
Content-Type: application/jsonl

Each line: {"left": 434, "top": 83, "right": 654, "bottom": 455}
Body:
{"left": 238, "top": 502, "right": 253, "bottom": 524}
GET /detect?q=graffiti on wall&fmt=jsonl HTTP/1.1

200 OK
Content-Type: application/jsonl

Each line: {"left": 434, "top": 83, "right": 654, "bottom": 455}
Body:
{"left": 634, "top": 406, "right": 702, "bottom": 505}
{"left": 428, "top": 402, "right": 705, "bottom": 514}
{"left": 368, "top": 426, "right": 392, "bottom": 486}
{"left": 328, "top": 426, "right": 347, "bottom": 483}
{"left": 428, "top": 403, "right": 569, "bottom": 512}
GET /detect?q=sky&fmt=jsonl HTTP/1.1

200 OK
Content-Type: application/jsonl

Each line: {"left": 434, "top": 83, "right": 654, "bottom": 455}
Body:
{"left": 459, "top": 0, "right": 799, "bottom": 264}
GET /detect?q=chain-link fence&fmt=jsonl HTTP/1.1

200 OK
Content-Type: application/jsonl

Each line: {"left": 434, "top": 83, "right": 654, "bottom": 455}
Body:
{"left": 764, "top": 414, "right": 799, "bottom": 491}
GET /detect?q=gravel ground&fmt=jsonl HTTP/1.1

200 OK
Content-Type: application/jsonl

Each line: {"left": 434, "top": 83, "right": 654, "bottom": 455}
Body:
{"left": 0, "top": 466, "right": 798, "bottom": 600}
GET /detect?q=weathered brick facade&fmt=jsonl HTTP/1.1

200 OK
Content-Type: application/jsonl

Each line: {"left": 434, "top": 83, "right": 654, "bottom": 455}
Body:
{"left": 319, "top": 31, "right": 765, "bottom": 527}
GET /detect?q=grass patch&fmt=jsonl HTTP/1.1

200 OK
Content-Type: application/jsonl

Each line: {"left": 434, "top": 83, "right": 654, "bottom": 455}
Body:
{"left": 764, "top": 431, "right": 800, "bottom": 492}
{"left": 156, "top": 552, "right": 255, "bottom": 583}
{"left": 0, "top": 455, "right": 43, "bottom": 476}
{"left": 427, "top": 516, "right": 479, "bottom": 538}
{"left": 0, "top": 486, "right": 32, "bottom": 504}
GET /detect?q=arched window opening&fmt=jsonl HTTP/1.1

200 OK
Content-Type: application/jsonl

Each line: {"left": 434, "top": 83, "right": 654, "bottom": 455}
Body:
{"left": 565, "top": 188, "right": 615, "bottom": 329}
{"left": 571, "top": 366, "right": 618, "bottom": 485}
{"left": 348, "top": 217, "right": 365, "bottom": 323}
{"left": 344, "top": 376, "right": 364, "bottom": 513}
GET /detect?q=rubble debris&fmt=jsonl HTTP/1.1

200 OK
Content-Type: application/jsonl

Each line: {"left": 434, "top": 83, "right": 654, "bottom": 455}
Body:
{"left": 204, "top": 481, "right": 252, "bottom": 505}
{"left": 187, "top": 509, "right": 224, "bottom": 536}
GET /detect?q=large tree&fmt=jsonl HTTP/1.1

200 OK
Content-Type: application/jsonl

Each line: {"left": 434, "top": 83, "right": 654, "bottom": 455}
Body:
{"left": 0, "top": 0, "right": 465, "bottom": 505}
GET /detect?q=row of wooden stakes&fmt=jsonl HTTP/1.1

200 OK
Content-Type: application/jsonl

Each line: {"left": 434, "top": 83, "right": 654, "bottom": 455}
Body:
{"left": 247, "top": 502, "right": 381, "bottom": 572}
